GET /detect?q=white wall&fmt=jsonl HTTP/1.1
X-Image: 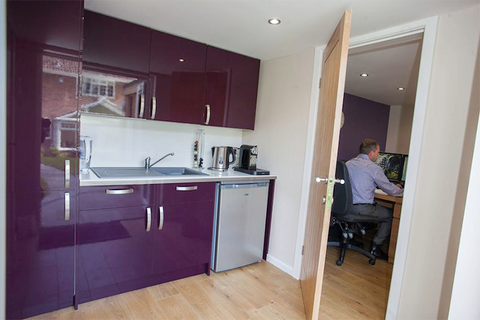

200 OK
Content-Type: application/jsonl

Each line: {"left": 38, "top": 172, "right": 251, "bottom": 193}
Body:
{"left": 81, "top": 114, "right": 243, "bottom": 169}
{"left": 1, "top": 1, "right": 6, "bottom": 318}
{"left": 448, "top": 105, "right": 480, "bottom": 319}
{"left": 385, "top": 104, "right": 414, "bottom": 154}
{"left": 397, "top": 5, "right": 480, "bottom": 319}
{"left": 243, "top": 48, "right": 316, "bottom": 273}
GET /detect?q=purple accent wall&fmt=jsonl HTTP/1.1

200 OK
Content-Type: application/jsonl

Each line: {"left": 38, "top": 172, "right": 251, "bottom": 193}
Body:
{"left": 338, "top": 94, "right": 390, "bottom": 161}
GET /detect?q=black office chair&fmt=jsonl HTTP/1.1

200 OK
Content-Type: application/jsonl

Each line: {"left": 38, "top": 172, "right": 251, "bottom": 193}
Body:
{"left": 327, "top": 161, "right": 377, "bottom": 266}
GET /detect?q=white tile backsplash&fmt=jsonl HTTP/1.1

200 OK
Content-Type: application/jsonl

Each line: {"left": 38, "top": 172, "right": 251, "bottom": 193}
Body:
{"left": 81, "top": 114, "right": 243, "bottom": 168}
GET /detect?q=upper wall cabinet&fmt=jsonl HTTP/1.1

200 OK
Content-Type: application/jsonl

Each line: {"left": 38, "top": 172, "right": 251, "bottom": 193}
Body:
{"left": 205, "top": 47, "right": 260, "bottom": 130}
{"left": 81, "top": 11, "right": 151, "bottom": 119}
{"left": 149, "top": 32, "right": 207, "bottom": 124}
{"left": 81, "top": 11, "right": 260, "bottom": 129}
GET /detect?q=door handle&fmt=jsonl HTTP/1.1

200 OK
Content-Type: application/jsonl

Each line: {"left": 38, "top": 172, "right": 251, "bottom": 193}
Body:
{"left": 151, "top": 96, "right": 157, "bottom": 119}
{"left": 146, "top": 207, "right": 152, "bottom": 232}
{"left": 315, "top": 177, "right": 345, "bottom": 185}
{"left": 159, "top": 206, "right": 164, "bottom": 230}
{"left": 205, "top": 105, "right": 210, "bottom": 125}
{"left": 65, "top": 160, "right": 70, "bottom": 189}
{"left": 176, "top": 186, "right": 198, "bottom": 191}
{"left": 139, "top": 94, "right": 145, "bottom": 118}
{"left": 64, "top": 192, "right": 70, "bottom": 221}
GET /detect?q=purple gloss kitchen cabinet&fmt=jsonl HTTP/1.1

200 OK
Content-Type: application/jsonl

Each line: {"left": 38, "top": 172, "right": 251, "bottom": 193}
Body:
{"left": 204, "top": 46, "right": 260, "bottom": 130}
{"left": 152, "top": 182, "right": 216, "bottom": 275}
{"left": 81, "top": 11, "right": 151, "bottom": 119}
{"left": 77, "top": 185, "right": 154, "bottom": 304}
{"left": 149, "top": 31, "right": 207, "bottom": 124}
{"left": 6, "top": 0, "right": 83, "bottom": 318}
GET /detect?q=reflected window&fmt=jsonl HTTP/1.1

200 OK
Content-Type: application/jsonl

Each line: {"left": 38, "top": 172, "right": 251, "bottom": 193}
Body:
{"left": 82, "top": 76, "right": 115, "bottom": 98}
{"left": 53, "top": 116, "right": 78, "bottom": 151}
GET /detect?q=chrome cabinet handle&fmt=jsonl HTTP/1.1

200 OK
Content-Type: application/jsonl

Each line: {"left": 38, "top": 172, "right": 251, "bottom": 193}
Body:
{"left": 176, "top": 186, "right": 198, "bottom": 191}
{"left": 159, "top": 206, "right": 164, "bottom": 230}
{"left": 64, "top": 160, "right": 70, "bottom": 189}
{"left": 105, "top": 188, "right": 134, "bottom": 195}
{"left": 64, "top": 192, "right": 70, "bottom": 221}
{"left": 151, "top": 96, "right": 157, "bottom": 119}
{"left": 139, "top": 94, "right": 145, "bottom": 118}
{"left": 205, "top": 105, "right": 210, "bottom": 125}
{"left": 146, "top": 207, "right": 152, "bottom": 232}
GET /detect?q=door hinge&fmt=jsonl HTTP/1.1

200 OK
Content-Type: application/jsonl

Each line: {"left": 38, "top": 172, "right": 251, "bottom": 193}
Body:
{"left": 319, "top": 78, "right": 322, "bottom": 89}
{"left": 302, "top": 245, "right": 305, "bottom": 256}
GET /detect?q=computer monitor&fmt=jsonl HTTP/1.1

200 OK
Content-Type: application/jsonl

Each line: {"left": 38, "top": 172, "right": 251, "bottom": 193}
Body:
{"left": 376, "top": 152, "right": 408, "bottom": 183}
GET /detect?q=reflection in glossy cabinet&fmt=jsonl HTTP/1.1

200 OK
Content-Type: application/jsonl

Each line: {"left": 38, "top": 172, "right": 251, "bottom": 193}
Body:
{"left": 205, "top": 46, "right": 260, "bottom": 130}
{"left": 153, "top": 201, "right": 215, "bottom": 275}
{"left": 149, "top": 31, "right": 207, "bottom": 124}
{"left": 81, "top": 11, "right": 151, "bottom": 119}
{"left": 6, "top": 191, "right": 76, "bottom": 319}
{"left": 7, "top": 0, "right": 82, "bottom": 318}
{"left": 77, "top": 206, "right": 154, "bottom": 303}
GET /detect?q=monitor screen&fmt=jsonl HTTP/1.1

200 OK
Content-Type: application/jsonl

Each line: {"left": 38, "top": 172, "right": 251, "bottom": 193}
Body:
{"left": 376, "top": 152, "right": 407, "bottom": 182}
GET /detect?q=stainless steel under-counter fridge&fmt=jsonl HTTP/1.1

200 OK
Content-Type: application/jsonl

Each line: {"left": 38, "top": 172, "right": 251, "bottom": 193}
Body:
{"left": 211, "top": 180, "right": 269, "bottom": 272}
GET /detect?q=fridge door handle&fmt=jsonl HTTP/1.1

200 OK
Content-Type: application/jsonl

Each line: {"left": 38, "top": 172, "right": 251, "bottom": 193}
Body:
{"left": 64, "top": 192, "right": 70, "bottom": 221}
{"left": 64, "top": 160, "right": 70, "bottom": 189}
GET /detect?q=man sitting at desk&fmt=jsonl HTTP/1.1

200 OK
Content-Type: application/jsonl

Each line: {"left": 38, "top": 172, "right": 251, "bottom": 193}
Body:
{"left": 346, "top": 138, "right": 404, "bottom": 259}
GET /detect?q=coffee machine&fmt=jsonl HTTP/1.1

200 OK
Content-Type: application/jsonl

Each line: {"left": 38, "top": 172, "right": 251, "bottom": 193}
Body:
{"left": 234, "top": 145, "right": 270, "bottom": 175}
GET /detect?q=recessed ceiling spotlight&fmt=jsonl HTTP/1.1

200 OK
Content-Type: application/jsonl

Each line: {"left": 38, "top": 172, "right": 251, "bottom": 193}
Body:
{"left": 268, "top": 18, "right": 281, "bottom": 25}
{"left": 179, "top": 58, "right": 185, "bottom": 62}
{"left": 397, "top": 87, "right": 405, "bottom": 91}
{"left": 360, "top": 73, "right": 369, "bottom": 77}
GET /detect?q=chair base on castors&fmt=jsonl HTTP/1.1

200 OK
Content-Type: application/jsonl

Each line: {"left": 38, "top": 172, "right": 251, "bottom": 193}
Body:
{"left": 328, "top": 240, "right": 376, "bottom": 266}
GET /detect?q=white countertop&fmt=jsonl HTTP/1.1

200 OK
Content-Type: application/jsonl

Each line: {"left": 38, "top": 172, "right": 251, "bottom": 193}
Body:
{"left": 80, "top": 168, "right": 277, "bottom": 187}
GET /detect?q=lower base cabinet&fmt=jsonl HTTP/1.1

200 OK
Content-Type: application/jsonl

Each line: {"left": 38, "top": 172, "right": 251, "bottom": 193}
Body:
{"left": 77, "top": 182, "right": 216, "bottom": 306}
{"left": 153, "top": 201, "right": 214, "bottom": 275}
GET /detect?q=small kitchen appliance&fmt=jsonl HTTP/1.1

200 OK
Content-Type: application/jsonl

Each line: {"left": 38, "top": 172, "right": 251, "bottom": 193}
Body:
{"left": 234, "top": 145, "right": 270, "bottom": 175}
{"left": 210, "top": 146, "right": 236, "bottom": 171}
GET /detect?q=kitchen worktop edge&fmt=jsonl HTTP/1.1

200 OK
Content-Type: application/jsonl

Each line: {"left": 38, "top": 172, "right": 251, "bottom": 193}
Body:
{"left": 80, "top": 169, "right": 277, "bottom": 187}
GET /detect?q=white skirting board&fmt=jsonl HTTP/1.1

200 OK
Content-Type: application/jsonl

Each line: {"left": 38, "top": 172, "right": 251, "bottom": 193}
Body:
{"left": 266, "top": 254, "right": 297, "bottom": 279}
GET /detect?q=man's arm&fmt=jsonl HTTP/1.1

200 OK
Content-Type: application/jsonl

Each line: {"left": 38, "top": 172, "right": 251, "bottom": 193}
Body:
{"left": 373, "top": 166, "right": 404, "bottom": 197}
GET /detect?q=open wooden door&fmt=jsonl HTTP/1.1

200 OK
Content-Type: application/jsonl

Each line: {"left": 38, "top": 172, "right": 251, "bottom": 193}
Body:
{"left": 300, "top": 10, "right": 351, "bottom": 320}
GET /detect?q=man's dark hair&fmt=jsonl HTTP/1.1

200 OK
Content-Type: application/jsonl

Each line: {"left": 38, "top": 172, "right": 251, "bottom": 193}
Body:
{"left": 359, "top": 139, "right": 379, "bottom": 155}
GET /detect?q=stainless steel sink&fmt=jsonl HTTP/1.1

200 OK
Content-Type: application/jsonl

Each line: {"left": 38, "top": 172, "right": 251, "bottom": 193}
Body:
{"left": 91, "top": 167, "right": 164, "bottom": 178}
{"left": 91, "top": 167, "right": 208, "bottom": 178}
{"left": 152, "top": 167, "right": 208, "bottom": 176}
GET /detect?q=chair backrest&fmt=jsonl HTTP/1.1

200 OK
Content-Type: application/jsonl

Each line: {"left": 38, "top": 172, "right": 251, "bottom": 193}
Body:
{"left": 331, "top": 161, "right": 353, "bottom": 216}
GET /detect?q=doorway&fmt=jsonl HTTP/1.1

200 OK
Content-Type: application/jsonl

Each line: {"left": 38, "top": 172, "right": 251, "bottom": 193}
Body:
{"left": 319, "top": 35, "right": 423, "bottom": 318}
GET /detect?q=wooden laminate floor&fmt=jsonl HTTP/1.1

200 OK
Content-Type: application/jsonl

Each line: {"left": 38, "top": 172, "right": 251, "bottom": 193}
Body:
{"left": 28, "top": 247, "right": 392, "bottom": 320}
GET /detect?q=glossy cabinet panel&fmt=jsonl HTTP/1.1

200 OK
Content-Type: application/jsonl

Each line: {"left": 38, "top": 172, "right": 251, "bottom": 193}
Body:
{"left": 149, "top": 31, "right": 207, "bottom": 124}
{"left": 77, "top": 206, "right": 154, "bottom": 303}
{"left": 83, "top": 11, "right": 151, "bottom": 74}
{"left": 8, "top": 5, "right": 81, "bottom": 194}
{"left": 6, "top": 191, "right": 76, "bottom": 319}
{"left": 7, "top": 0, "right": 82, "bottom": 318}
{"left": 205, "top": 46, "right": 260, "bottom": 129}
{"left": 157, "top": 182, "right": 216, "bottom": 204}
{"left": 79, "top": 185, "right": 151, "bottom": 211}
{"left": 81, "top": 11, "right": 151, "bottom": 119}
{"left": 7, "top": 0, "right": 83, "bottom": 51}
{"left": 153, "top": 201, "right": 215, "bottom": 275}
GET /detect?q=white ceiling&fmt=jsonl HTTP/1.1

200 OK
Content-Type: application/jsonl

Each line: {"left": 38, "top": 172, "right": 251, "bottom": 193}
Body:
{"left": 345, "top": 36, "right": 422, "bottom": 106}
{"left": 84, "top": 0, "right": 479, "bottom": 61}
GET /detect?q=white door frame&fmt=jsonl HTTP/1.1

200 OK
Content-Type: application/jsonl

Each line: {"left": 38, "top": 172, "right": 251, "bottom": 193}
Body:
{"left": 293, "top": 16, "right": 439, "bottom": 320}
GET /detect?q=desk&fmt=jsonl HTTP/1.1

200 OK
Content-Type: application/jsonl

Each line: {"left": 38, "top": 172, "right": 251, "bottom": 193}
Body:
{"left": 374, "top": 192, "right": 403, "bottom": 263}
